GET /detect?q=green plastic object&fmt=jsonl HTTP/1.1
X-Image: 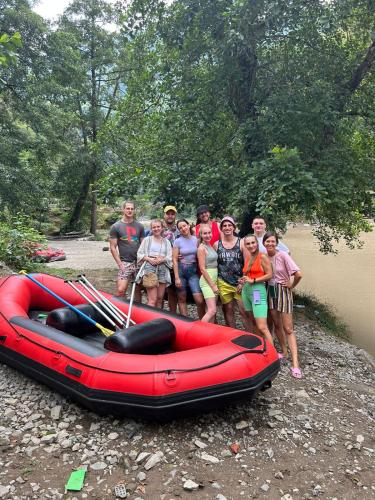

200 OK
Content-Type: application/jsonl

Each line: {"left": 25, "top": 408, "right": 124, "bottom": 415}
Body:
{"left": 65, "top": 469, "right": 86, "bottom": 491}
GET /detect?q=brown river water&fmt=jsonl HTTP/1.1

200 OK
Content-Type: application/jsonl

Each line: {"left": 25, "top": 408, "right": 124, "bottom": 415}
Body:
{"left": 283, "top": 223, "right": 375, "bottom": 357}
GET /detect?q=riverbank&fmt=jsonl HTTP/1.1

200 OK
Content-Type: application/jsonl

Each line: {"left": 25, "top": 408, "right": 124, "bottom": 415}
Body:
{"left": 0, "top": 263, "right": 374, "bottom": 499}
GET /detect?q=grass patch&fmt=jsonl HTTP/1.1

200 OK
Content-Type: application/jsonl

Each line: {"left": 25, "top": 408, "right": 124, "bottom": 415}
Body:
{"left": 27, "top": 263, "right": 78, "bottom": 280}
{"left": 294, "top": 291, "right": 350, "bottom": 340}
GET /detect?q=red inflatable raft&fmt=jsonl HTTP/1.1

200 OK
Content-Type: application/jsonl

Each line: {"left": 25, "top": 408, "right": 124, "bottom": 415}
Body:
{"left": 0, "top": 273, "right": 279, "bottom": 419}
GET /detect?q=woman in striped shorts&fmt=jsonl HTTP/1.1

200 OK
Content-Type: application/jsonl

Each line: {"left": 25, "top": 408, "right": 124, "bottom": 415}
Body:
{"left": 263, "top": 231, "right": 303, "bottom": 379}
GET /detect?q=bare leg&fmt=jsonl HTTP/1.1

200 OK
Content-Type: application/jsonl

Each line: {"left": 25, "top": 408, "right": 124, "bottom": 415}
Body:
{"left": 177, "top": 291, "right": 188, "bottom": 316}
{"left": 244, "top": 310, "right": 257, "bottom": 334}
{"left": 201, "top": 297, "right": 217, "bottom": 322}
{"left": 146, "top": 286, "right": 158, "bottom": 307}
{"left": 193, "top": 292, "right": 205, "bottom": 320}
{"left": 134, "top": 283, "right": 142, "bottom": 303}
{"left": 222, "top": 300, "right": 236, "bottom": 328}
{"left": 270, "top": 309, "right": 288, "bottom": 357}
{"left": 254, "top": 317, "right": 274, "bottom": 345}
{"left": 117, "top": 278, "right": 130, "bottom": 297}
{"left": 236, "top": 298, "right": 253, "bottom": 332}
{"left": 156, "top": 284, "right": 167, "bottom": 309}
{"left": 167, "top": 287, "right": 178, "bottom": 313}
{"left": 281, "top": 313, "right": 300, "bottom": 369}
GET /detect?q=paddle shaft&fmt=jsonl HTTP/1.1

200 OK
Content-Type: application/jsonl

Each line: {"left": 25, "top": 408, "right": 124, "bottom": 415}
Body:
{"left": 66, "top": 280, "right": 117, "bottom": 329}
{"left": 78, "top": 274, "right": 136, "bottom": 326}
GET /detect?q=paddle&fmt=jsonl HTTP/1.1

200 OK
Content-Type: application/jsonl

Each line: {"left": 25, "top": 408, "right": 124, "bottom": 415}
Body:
{"left": 19, "top": 271, "right": 115, "bottom": 337}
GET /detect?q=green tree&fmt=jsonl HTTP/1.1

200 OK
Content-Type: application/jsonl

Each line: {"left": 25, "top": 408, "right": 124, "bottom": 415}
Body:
{"left": 47, "top": 0, "right": 123, "bottom": 233}
{"left": 103, "top": 0, "right": 375, "bottom": 251}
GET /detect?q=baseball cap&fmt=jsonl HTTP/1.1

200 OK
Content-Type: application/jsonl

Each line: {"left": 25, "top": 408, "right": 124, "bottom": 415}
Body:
{"left": 196, "top": 204, "right": 210, "bottom": 216}
{"left": 164, "top": 205, "right": 177, "bottom": 213}
{"left": 220, "top": 215, "right": 236, "bottom": 228}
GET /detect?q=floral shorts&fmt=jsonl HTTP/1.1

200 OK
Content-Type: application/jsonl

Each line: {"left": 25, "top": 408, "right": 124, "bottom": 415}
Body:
{"left": 118, "top": 261, "right": 138, "bottom": 281}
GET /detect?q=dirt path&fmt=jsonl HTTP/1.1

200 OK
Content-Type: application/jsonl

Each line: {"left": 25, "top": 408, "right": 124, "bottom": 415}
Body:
{"left": 46, "top": 240, "right": 114, "bottom": 270}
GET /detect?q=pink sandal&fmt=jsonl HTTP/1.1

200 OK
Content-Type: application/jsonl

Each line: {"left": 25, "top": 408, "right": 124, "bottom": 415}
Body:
{"left": 291, "top": 367, "right": 303, "bottom": 379}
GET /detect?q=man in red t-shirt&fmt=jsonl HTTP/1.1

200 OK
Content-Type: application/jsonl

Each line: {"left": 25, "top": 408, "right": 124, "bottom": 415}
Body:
{"left": 195, "top": 205, "right": 221, "bottom": 245}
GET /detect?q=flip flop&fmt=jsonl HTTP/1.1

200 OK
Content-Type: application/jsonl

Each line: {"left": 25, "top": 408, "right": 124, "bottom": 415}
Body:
{"left": 291, "top": 367, "right": 303, "bottom": 379}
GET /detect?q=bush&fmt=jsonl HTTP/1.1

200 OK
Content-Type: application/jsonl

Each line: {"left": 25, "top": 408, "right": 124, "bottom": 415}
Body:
{"left": 0, "top": 216, "right": 47, "bottom": 270}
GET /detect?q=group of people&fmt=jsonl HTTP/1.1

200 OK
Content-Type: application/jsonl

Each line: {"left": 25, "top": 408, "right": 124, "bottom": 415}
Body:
{"left": 109, "top": 201, "right": 303, "bottom": 379}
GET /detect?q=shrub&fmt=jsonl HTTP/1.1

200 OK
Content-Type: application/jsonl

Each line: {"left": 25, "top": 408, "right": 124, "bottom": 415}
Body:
{"left": 0, "top": 216, "right": 47, "bottom": 270}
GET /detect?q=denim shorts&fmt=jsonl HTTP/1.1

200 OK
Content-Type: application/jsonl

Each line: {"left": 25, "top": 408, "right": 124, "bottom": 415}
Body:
{"left": 178, "top": 262, "right": 201, "bottom": 294}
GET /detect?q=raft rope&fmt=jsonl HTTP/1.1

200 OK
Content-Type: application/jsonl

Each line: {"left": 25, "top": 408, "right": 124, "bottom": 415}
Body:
{"left": 0, "top": 310, "right": 267, "bottom": 375}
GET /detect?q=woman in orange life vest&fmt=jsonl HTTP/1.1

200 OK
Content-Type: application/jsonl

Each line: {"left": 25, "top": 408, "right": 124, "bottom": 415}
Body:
{"left": 238, "top": 234, "right": 275, "bottom": 348}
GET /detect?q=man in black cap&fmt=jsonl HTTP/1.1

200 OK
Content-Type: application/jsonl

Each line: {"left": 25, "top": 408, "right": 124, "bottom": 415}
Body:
{"left": 195, "top": 205, "right": 221, "bottom": 245}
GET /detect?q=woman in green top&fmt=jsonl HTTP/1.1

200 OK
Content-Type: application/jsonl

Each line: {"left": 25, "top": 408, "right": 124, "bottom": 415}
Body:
{"left": 197, "top": 224, "right": 219, "bottom": 322}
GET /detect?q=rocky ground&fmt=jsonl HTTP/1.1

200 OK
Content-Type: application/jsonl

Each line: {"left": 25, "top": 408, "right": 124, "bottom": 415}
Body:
{"left": 0, "top": 257, "right": 374, "bottom": 500}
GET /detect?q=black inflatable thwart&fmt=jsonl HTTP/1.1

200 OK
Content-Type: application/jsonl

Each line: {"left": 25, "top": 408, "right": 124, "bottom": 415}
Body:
{"left": 231, "top": 335, "right": 263, "bottom": 349}
{"left": 104, "top": 318, "right": 176, "bottom": 354}
{"left": 46, "top": 304, "right": 112, "bottom": 337}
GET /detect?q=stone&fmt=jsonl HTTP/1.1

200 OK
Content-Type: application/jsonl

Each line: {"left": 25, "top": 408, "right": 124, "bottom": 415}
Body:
{"left": 89, "top": 422, "right": 101, "bottom": 432}
{"left": 216, "top": 495, "right": 227, "bottom": 500}
{"left": 137, "top": 472, "right": 146, "bottom": 482}
{"left": 40, "top": 434, "right": 56, "bottom": 444}
{"left": 356, "top": 435, "right": 364, "bottom": 443}
{"left": 200, "top": 452, "right": 220, "bottom": 464}
{"left": 260, "top": 483, "right": 270, "bottom": 492}
{"left": 108, "top": 432, "right": 119, "bottom": 440}
{"left": 50, "top": 406, "right": 62, "bottom": 420}
{"left": 90, "top": 461, "right": 107, "bottom": 471}
{"left": 144, "top": 451, "right": 163, "bottom": 470}
{"left": 295, "top": 389, "right": 310, "bottom": 399}
{"left": 0, "top": 485, "right": 9, "bottom": 498}
{"left": 275, "top": 471, "right": 284, "bottom": 480}
{"left": 235, "top": 421, "right": 248, "bottom": 430}
{"left": 194, "top": 439, "right": 207, "bottom": 449}
{"left": 183, "top": 479, "right": 199, "bottom": 491}
{"left": 136, "top": 452, "right": 150, "bottom": 464}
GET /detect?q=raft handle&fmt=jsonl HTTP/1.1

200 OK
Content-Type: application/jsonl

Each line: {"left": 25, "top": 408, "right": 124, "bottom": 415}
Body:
{"left": 65, "top": 365, "right": 82, "bottom": 378}
{"left": 0, "top": 335, "right": 6, "bottom": 344}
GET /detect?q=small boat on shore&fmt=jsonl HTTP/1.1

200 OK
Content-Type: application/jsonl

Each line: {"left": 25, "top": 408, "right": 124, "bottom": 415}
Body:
{"left": 0, "top": 273, "right": 279, "bottom": 420}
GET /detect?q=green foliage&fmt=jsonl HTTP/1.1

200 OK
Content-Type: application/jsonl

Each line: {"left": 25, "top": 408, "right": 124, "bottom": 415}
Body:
{"left": 0, "top": 31, "right": 21, "bottom": 68}
{"left": 1, "top": 0, "right": 375, "bottom": 252}
{"left": 102, "top": 0, "right": 375, "bottom": 252}
{"left": 0, "top": 215, "right": 47, "bottom": 270}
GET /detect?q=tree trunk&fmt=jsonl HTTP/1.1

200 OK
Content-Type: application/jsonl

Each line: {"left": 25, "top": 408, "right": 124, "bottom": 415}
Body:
{"left": 90, "top": 185, "right": 97, "bottom": 235}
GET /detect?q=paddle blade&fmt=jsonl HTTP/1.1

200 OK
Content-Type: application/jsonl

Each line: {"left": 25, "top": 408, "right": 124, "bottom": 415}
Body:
{"left": 96, "top": 323, "right": 114, "bottom": 337}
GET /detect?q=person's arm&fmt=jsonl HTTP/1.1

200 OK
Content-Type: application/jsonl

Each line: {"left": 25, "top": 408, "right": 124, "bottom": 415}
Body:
{"left": 172, "top": 245, "right": 182, "bottom": 287}
{"left": 289, "top": 270, "right": 302, "bottom": 289}
{"left": 198, "top": 245, "right": 218, "bottom": 293}
{"left": 109, "top": 237, "right": 123, "bottom": 269}
{"left": 240, "top": 238, "right": 250, "bottom": 260}
{"left": 279, "top": 254, "right": 301, "bottom": 288}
